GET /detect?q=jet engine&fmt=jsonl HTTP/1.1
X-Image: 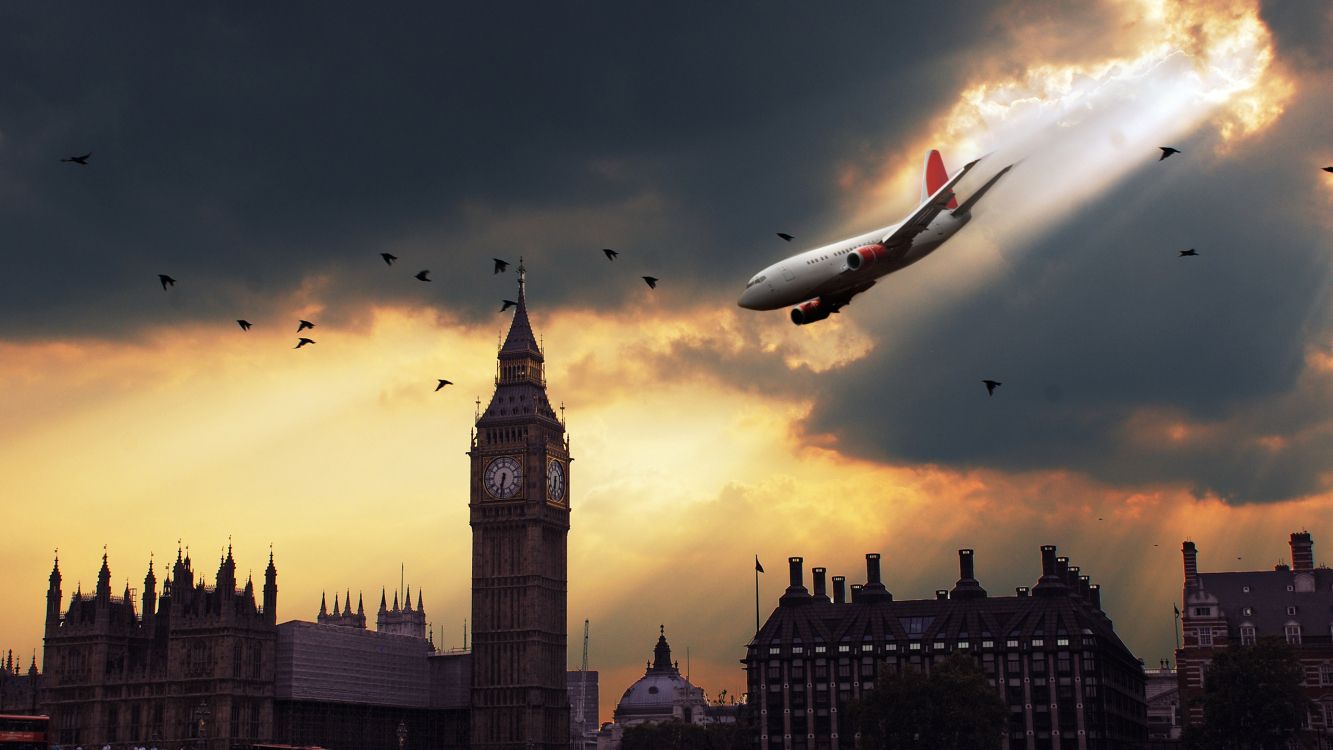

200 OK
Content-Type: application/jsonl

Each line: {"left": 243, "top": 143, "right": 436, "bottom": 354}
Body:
{"left": 790, "top": 298, "right": 832, "bottom": 325}
{"left": 845, "top": 243, "right": 888, "bottom": 272}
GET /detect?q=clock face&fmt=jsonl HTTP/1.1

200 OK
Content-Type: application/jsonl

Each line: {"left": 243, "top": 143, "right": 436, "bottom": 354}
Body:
{"left": 546, "top": 459, "right": 566, "bottom": 503}
{"left": 484, "top": 456, "right": 523, "bottom": 499}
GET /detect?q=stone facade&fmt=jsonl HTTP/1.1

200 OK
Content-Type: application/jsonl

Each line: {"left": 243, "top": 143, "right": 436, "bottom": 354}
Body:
{"left": 469, "top": 263, "right": 572, "bottom": 749}
{"left": 41, "top": 547, "right": 277, "bottom": 750}
{"left": 745, "top": 548, "right": 1147, "bottom": 750}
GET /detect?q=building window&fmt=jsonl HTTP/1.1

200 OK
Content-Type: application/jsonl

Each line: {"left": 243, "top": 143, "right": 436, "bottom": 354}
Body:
{"left": 1321, "top": 663, "right": 1333, "bottom": 686}
{"left": 982, "top": 640, "right": 994, "bottom": 649}
{"left": 1242, "top": 607, "right": 1253, "bottom": 616}
{"left": 1286, "top": 624, "right": 1302, "bottom": 645}
{"left": 1324, "top": 703, "right": 1333, "bottom": 728}
{"left": 793, "top": 647, "right": 804, "bottom": 654}
{"left": 1198, "top": 629, "right": 1212, "bottom": 647}
{"left": 1056, "top": 638, "right": 1069, "bottom": 647}
{"left": 1287, "top": 606, "right": 1297, "bottom": 615}
{"left": 1193, "top": 607, "right": 1210, "bottom": 617}
{"left": 1006, "top": 639, "right": 1019, "bottom": 648}
{"left": 1240, "top": 625, "right": 1256, "bottom": 645}
{"left": 814, "top": 645, "right": 826, "bottom": 654}
{"left": 1032, "top": 639, "right": 1044, "bottom": 647}
{"left": 1242, "top": 585, "right": 1250, "bottom": 593}
{"left": 769, "top": 647, "right": 781, "bottom": 655}
{"left": 861, "top": 644, "right": 874, "bottom": 652}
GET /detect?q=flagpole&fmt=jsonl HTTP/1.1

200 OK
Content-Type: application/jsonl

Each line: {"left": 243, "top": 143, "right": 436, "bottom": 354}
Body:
{"left": 1173, "top": 603, "right": 1181, "bottom": 651}
{"left": 754, "top": 555, "right": 763, "bottom": 637}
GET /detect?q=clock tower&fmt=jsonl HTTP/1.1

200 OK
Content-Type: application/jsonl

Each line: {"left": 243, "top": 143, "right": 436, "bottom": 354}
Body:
{"left": 469, "top": 261, "right": 571, "bottom": 749}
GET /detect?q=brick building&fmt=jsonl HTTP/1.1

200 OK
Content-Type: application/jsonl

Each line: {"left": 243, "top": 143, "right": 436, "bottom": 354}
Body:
{"left": 1176, "top": 531, "right": 1333, "bottom": 735}
{"left": 744, "top": 546, "right": 1147, "bottom": 750}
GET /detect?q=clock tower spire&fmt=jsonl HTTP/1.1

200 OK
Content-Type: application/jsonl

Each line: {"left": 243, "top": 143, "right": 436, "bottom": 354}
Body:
{"left": 469, "top": 259, "right": 571, "bottom": 749}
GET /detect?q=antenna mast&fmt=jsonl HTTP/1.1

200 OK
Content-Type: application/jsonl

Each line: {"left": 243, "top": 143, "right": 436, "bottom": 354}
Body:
{"left": 575, "top": 619, "right": 590, "bottom": 740}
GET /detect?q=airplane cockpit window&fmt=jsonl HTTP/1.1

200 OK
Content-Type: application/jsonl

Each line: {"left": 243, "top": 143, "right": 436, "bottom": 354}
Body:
{"left": 746, "top": 275, "right": 767, "bottom": 289}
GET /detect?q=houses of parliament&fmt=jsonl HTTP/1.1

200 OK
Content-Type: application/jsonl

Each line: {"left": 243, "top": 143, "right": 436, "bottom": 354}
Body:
{"left": 21, "top": 264, "right": 572, "bottom": 750}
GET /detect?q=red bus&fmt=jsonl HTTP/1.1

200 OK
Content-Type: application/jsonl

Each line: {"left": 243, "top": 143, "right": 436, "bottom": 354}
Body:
{"left": 0, "top": 715, "right": 48, "bottom": 750}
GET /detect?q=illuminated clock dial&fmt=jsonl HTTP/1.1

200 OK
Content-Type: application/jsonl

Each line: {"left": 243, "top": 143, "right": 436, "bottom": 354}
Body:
{"left": 484, "top": 456, "right": 523, "bottom": 499}
{"left": 546, "top": 459, "right": 566, "bottom": 503}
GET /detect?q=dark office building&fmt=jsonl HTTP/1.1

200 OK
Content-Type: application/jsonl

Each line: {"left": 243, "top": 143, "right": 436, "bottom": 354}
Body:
{"left": 745, "top": 547, "right": 1147, "bottom": 750}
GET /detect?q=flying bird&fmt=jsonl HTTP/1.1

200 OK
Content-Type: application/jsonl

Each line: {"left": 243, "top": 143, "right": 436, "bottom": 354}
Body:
{"left": 602, "top": 248, "right": 619, "bottom": 261}
{"left": 297, "top": 320, "right": 315, "bottom": 333}
{"left": 1323, "top": 167, "right": 1332, "bottom": 173}
{"left": 1178, "top": 248, "right": 1198, "bottom": 257}
{"left": 1158, "top": 147, "right": 1181, "bottom": 161}
{"left": 236, "top": 320, "right": 252, "bottom": 331}
{"left": 777, "top": 233, "right": 794, "bottom": 242}
{"left": 158, "top": 274, "right": 176, "bottom": 290}
{"left": 61, "top": 153, "right": 91, "bottom": 165}
{"left": 435, "top": 379, "right": 453, "bottom": 391}
{"left": 642, "top": 276, "right": 658, "bottom": 289}
{"left": 493, "top": 258, "right": 510, "bottom": 274}
{"left": 982, "top": 379, "right": 1002, "bottom": 396}
{"left": 381, "top": 252, "right": 397, "bottom": 265}
{"left": 294, "top": 338, "right": 316, "bottom": 349}
{"left": 415, "top": 270, "right": 431, "bottom": 282}
{"left": 500, "top": 299, "right": 518, "bottom": 312}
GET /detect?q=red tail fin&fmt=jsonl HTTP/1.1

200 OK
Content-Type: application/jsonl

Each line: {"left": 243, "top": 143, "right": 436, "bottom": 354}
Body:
{"left": 921, "top": 149, "right": 958, "bottom": 210}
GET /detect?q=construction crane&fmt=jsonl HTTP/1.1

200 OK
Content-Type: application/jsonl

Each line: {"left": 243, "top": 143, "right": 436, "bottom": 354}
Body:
{"left": 574, "top": 619, "right": 590, "bottom": 744}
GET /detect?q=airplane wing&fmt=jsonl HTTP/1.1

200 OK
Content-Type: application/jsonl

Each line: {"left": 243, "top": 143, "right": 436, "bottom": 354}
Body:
{"left": 879, "top": 157, "right": 982, "bottom": 250}
{"left": 826, "top": 280, "right": 876, "bottom": 312}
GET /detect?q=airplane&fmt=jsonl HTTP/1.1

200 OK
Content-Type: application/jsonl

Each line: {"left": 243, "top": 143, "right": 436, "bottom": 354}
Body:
{"left": 738, "top": 149, "right": 1011, "bottom": 324}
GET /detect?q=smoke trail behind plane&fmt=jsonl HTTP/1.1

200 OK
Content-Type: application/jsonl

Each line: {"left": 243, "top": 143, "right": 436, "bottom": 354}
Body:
{"left": 849, "top": 0, "right": 1293, "bottom": 298}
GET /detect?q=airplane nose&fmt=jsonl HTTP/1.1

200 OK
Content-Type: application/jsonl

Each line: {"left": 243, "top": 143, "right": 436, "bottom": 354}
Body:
{"left": 738, "top": 286, "right": 758, "bottom": 309}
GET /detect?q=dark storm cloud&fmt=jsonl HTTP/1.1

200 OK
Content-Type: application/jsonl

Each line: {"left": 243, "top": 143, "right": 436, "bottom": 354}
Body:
{"left": 801, "top": 94, "right": 1333, "bottom": 504}
{"left": 0, "top": 2, "right": 987, "bottom": 339}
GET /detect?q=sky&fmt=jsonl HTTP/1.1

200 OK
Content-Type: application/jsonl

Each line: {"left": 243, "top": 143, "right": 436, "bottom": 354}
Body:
{"left": 1, "top": 0, "right": 1331, "bottom": 725}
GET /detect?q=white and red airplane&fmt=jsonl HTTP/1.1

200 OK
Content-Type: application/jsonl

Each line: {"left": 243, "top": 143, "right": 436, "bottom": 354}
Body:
{"left": 738, "top": 150, "right": 1011, "bottom": 324}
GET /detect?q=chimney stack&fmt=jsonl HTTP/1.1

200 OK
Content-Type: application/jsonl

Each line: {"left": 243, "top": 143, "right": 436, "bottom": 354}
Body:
{"left": 812, "top": 567, "right": 829, "bottom": 602}
{"left": 1016, "top": 586, "right": 1030, "bottom": 598}
{"left": 779, "top": 557, "right": 810, "bottom": 606}
{"left": 1034, "top": 545, "right": 1068, "bottom": 595}
{"left": 850, "top": 584, "right": 863, "bottom": 603}
{"left": 935, "top": 590, "right": 948, "bottom": 600}
{"left": 832, "top": 576, "right": 846, "bottom": 604}
{"left": 1056, "top": 556, "right": 1070, "bottom": 582}
{"left": 1290, "top": 532, "right": 1314, "bottom": 572}
{"left": 860, "top": 553, "right": 892, "bottom": 602}
{"left": 1182, "top": 541, "right": 1199, "bottom": 591}
{"left": 1078, "top": 575, "right": 1092, "bottom": 600}
{"left": 1089, "top": 584, "right": 1102, "bottom": 610}
{"left": 1067, "top": 565, "right": 1081, "bottom": 593}
{"left": 950, "top": 549, "right": 987, "bottom": 599}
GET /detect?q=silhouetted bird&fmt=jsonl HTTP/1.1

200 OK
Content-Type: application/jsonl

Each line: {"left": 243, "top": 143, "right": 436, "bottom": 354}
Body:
{"left": 1323, "top": 167, "right": 1333, "bottom": 173}
{"left": 1178, "top": 248, "right": 1198, "bottom": 257}
{"left": 294, "top": 338, "right": 316, "bottom": 349}
{"left": 61, "top": 153, "right": 91, "bottom": 165}
{"left": 236, "top": 320, "right": 252, "bottom": 331}
{"left": 493, "top": 258, "right": 510, "bottom": 274}
{"left": 435, "top": 379, "right": 453, "bottom": 391}
{"left": 158, "top": 274, "right": 176, "bottom": 290}
{"left": 381, "top": 252, "right": 397, "bottom": 265}
{"left": 603, "top": 248, "right": 619, "bottom": 261}
{"left": 501, "top": 299, "right": 518, "bottom": 312}
{"left": 415, "top": 270, "right": 431, "bottom": 282}
{"left": 1158, "top": 147, "right": 1181, "bottom": 161}
{"left": 982, "top": 379, "right": 1002, "bottom": 396}
{"left": 297, "top": 320, "right": 315, "bottom": 333}
{"left": 642, "top": 276, "right": 659, "bottom": 289}
{"left": 777, "top": 233, "right": 794, "bottom": 242}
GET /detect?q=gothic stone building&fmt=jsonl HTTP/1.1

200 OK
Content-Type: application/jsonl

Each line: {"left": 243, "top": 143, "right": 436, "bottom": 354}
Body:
{"left": 745, "top": 547, "right": 1147, "bottom": 750}
{"left": 1177, "top": 531, "right": 1333, "bottom": 735}
{"left": 41, "top": 547, "right": 278, "bottom": 749}
{"left": 469, "top": 262, "right": 572, "bottom": 749}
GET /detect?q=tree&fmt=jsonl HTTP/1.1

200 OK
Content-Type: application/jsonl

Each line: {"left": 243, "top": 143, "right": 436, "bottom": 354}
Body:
{"left": 620, "top": 718, "right": 751, "bottom": 750}
{"left": 1184, "top": 637, "right": 1312, "bottom": 750}
{"left": 849, "top": 652, "right": 1006, "bottom": 750}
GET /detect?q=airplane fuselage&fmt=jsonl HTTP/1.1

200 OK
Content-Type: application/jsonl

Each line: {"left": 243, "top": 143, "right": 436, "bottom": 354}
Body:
{"left": 737, "top": 211, "right": 971, "bottom": 311}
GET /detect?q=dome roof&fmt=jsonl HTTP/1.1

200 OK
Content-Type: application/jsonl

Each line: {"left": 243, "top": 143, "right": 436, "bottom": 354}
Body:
{"left": 613, "top": 626, "right": 706, "bottom": 723}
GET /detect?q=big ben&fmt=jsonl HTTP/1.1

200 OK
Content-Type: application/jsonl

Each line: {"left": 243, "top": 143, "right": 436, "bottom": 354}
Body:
{"left": 469, "top": 261, "right": 571, "bottom": 749}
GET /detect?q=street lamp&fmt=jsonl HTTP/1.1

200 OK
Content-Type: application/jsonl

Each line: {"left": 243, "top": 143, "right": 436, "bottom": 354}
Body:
{"left": 395, "top": 719, "right": 407, "bottom": 750}
{"left": 193, "top": 701, "right": 210, "bottom": 750}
